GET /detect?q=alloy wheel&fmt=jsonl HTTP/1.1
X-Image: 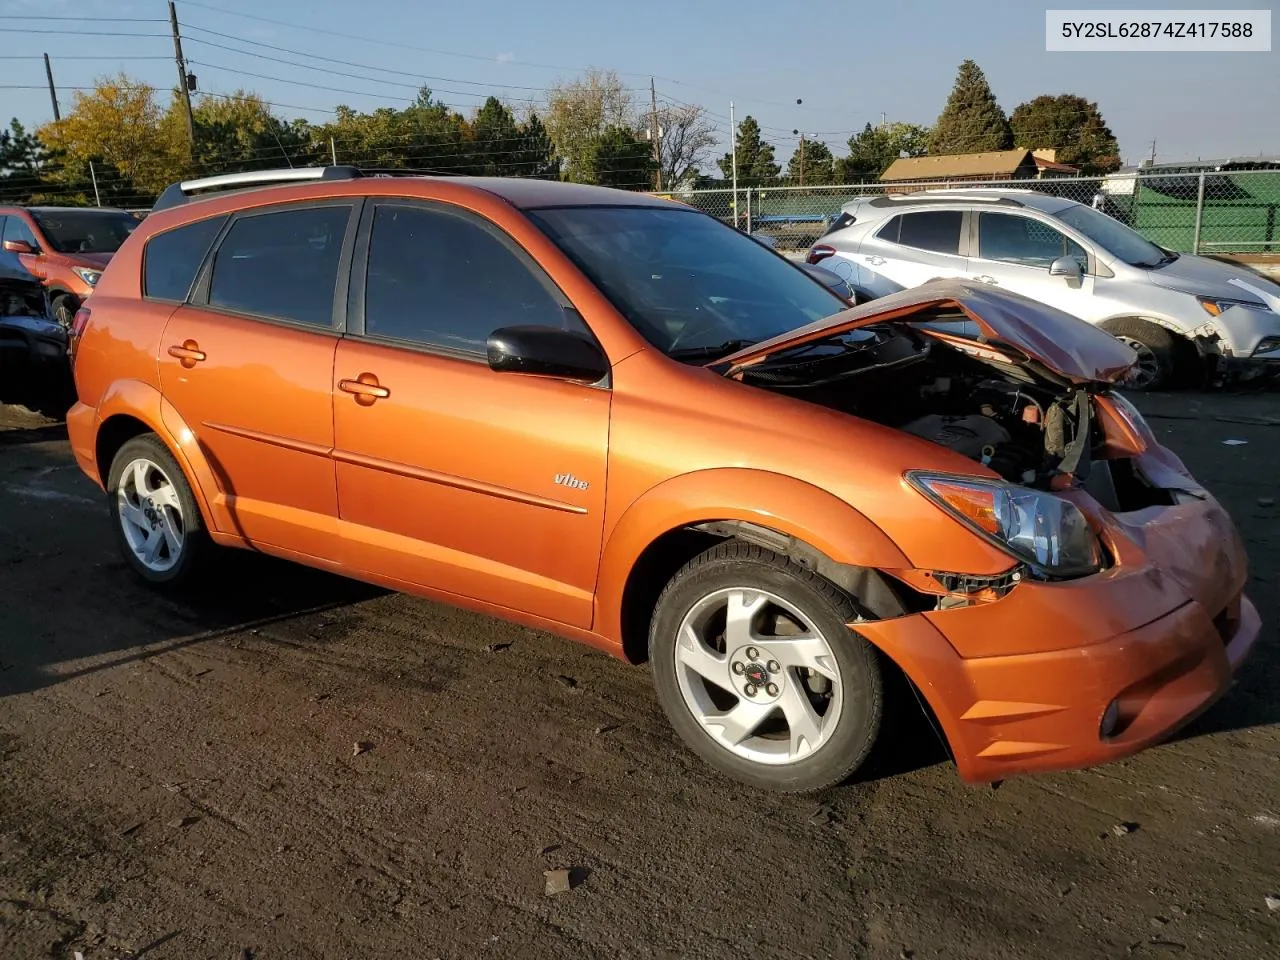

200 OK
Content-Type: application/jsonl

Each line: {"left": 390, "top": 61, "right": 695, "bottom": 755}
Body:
{"left": 116, "top": 457, "right": 186, "bottom": 574}
{"left": 1115, "top": 335, "right": 1162, "bottom": 389}
{"left": 673, "top": 587, "right": 844, "bottom": 765}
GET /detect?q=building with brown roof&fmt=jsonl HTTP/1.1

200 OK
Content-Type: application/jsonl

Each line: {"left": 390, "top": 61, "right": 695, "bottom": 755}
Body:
{"left": 880, "top": 148, "right": 1079, "bottom": 191}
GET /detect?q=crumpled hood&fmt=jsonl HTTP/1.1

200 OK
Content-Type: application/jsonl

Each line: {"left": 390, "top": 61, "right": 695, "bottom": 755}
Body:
{"left": 714, "top": 279, "right": 1137, "bottom": 385}
{"left": 1145, "top": 253, "right": 1280, "bottom": 306}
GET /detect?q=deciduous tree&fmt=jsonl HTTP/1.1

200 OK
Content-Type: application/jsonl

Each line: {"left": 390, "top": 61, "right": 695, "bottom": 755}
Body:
{"left": 545, "top": 69, "right": 634, "bottom": 181}
{"left": 1010, "top": 94, "right": 1121, "bottom": 174}
{"left": 836, "top": 121, "right": 931, "bottom": 180}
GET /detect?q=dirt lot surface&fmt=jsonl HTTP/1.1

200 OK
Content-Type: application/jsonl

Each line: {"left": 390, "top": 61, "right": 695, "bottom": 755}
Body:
{"left": 1, "top": 393, "right": 1278, "bottom": 960}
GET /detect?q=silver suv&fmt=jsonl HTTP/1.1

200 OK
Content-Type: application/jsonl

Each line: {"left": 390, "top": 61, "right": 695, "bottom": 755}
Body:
{"left": 807, "top": 188, "right": 1280, "bottom": 389}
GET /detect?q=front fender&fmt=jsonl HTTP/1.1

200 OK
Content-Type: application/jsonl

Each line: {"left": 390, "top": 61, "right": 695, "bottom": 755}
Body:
{"left": 593, "top": 467, "right": 911, "bottom": 643}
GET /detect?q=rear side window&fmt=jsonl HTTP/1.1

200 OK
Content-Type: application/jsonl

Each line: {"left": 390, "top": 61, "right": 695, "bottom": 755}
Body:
{"left": 207, "top": 205, "right": 351, "bottom": 327}
{"left": 143, "top": 215, "right": 227, "bottom": 302}
{"left": 896, "top": 210, "right": 964, "bottom": 255}
{"left": 819, "top": 212, "right": 856, "bottom": 238}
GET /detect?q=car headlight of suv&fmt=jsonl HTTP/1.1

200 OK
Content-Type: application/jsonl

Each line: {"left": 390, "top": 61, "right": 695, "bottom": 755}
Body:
{"left": 1197, "top": 295, "right": 1264, "bottom": 316}
{"left": 907, "top": 472, "right": 1104, "bottom": 578}
{"left": 73, "top": 267, "right": 102, "bottom": 286}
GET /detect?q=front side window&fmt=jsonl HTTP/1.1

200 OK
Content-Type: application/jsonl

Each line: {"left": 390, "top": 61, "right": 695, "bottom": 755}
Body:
{"left": 3, "top": 214, "right": 39, "bottom": 249}
{"left": 144, "top": 215, "right": 228, "bottom": 302}
{"left": 1053, "top": 202, "right": 1168, "bottom": 267}
{"left": 977, "top": 213, "right": 1089, "bottom": 270}
{"left": 527, "top": 205, "right": 848, "bottom": 359}
{"left": 29, "top": 209, "right": 138, "bottom": 254}
{"left": 363, "top": 203, "right": 571, "bottom": 353}
{"left": 207, "top": 205, "right": 351, "bottom": 327}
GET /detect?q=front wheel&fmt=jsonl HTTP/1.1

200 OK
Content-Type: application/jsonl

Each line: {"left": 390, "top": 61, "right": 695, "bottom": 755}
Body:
{"left": 649, "top": 541, "right": 883, "bottom": 793}
{"left": 1105, "top": 317, "right": 1201, "bottom": 391}
{"left": 107, "top": 434, "right": 211, "bottom": 585}
{"left": 51, "top": 294, "right": 78, "bottom": 329}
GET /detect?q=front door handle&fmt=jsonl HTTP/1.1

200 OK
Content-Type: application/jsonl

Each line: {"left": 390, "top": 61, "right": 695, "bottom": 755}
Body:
{"left": 339, "top": 373, "right": 390, "bottom": 406}
{"left": 971, "top": 275, "right": 999, "bottom": 285}
{"left": 167, "top": 340, "right": 206, "bottom": 368}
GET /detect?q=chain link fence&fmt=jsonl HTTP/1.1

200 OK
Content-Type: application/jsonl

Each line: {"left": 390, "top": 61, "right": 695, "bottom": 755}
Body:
{"left": 661, "top": 170, "right": 1280, "bottom": 259}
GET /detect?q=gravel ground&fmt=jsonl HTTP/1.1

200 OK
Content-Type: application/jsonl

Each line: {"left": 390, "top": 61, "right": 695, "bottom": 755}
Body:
{"left": 1, "top": 392, "right": 1277, "bottom": 960}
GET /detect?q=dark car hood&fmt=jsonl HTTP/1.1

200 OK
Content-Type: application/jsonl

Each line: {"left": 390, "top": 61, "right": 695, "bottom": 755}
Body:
{"left": 714, "top": 279, "right": 1137, "bottom": 385}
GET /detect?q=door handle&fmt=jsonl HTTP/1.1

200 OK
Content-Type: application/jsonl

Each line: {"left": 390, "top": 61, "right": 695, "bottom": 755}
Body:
{"left": 339, "top": 373, "right": 390, "bottom": 406}
{"left": 864, "top": 255, "right": 886, "bottom": 266}
{"left": 167, "top": 340, "right": 206, "bottom": 368}
{"left": 971, "top": 275, "right": 999, "bottom": 285}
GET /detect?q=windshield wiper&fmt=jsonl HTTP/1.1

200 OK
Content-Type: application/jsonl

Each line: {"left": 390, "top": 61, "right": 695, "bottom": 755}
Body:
{"left": 667, "top": 339, "right": 756, "bottom": 360}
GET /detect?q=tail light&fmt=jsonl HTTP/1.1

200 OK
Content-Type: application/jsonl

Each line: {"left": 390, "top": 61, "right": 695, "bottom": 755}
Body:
{"left": 68, "top": 306, "right": 91, "bottom": 362}
{"left": 807, "top": 244, "right": 836, "bottom": 265}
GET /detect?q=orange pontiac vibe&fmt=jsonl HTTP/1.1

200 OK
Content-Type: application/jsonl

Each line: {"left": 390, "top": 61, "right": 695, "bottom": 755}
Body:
{"left": 64, "top": 167, "right": 1260, "bottom": 793}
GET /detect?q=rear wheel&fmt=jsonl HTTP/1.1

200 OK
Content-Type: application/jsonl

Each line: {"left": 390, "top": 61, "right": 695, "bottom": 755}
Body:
{"left": 649, "top": 541, "right": 883, "bottom": 793}
{"left": 107, "top": 434, "right": 211, "bottom": 585}
{"left": 1105, "top": 317, "right": 1200, "bottom": 391}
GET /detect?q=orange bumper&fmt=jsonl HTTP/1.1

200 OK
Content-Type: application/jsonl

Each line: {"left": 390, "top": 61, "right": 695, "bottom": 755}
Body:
{"left": 859, "top": 493, "right": 1263, "bottom": 784}
{"left": 65, "top": 401, "right": 102, "bottom": 489}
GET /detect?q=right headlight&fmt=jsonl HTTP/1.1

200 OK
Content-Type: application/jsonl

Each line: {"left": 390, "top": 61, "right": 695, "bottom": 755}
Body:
{"left": 907, "top": 472, "right": 1104, "bottom": 579}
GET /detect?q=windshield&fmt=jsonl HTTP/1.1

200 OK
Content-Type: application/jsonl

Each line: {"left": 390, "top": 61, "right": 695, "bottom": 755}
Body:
{"left": 526, "top": 205, "right": 848, "bottom": 359}
{"left": 1054, "top": 203, "right": 1170, "bottom": 268}
{"left": 30, "top": 209, "right": 139, "bottom": 255}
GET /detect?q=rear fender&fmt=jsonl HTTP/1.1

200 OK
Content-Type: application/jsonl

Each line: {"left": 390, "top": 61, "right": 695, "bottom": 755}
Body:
{"left": 94, "top": 380, "right": 241, "bottom": 542}
{"left": 594, "top": 468, "right": 911, "bottom": 644}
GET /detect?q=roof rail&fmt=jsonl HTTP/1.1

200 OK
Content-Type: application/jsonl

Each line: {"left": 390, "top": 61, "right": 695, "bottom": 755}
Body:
{"left": 150, "top": 164, "right": 458, "bottom": 213}
{"left": 868, "top": 193, "right": 1025, "bottom": 209}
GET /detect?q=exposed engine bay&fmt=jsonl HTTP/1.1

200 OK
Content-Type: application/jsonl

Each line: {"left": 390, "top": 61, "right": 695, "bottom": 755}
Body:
{"left": 737, "top": 314, "right": 1097, "bottom": 490}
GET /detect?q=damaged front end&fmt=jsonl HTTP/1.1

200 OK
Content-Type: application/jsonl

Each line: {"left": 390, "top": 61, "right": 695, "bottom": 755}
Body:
{"left": 710, "top": 280, "right": 1224, "bottom": 610}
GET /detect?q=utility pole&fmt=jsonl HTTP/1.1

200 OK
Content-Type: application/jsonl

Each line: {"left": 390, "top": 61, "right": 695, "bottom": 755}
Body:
{"left": 43, "top": 53, "right": 60, "bottom": 121}
{"left": 729, "top": 101, "right": 739, "bottom": 229}
{"left": 794, "top": 129, "right": 806, "bottom": 186}
{"left": 169, "top": 1, "right": 195, "bottom": 153}
{"left": 649, "top": 78, "right": 662, "bottom": 192}
{"left": 330, "top": 137, "right": 338, "bottom": 166}
{"left": 1149, "top": 139, "right": 1157, "bottom": 164}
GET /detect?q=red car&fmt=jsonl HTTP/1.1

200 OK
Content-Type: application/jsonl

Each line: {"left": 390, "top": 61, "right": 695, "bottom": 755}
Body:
{"left": 0, "top": 205, "right": 140, "bottom": 326}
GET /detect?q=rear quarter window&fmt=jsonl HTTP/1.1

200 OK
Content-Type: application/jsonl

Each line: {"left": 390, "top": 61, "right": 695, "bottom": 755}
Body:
{"left": 143, "top": 215, "right": 228, "bottom": 302}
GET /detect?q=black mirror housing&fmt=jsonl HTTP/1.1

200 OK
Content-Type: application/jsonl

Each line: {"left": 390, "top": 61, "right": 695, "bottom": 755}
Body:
{"left": 486, "top": 325, "right": 608, "bottom": 383}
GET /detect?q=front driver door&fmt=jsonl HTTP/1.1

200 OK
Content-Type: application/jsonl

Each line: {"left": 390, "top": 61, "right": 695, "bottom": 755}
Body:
{"left": 333, "top": 199, "right": 610, "bottom": 628}
{"left": 966, "top": 211, "right": 1099, "bottom": 320}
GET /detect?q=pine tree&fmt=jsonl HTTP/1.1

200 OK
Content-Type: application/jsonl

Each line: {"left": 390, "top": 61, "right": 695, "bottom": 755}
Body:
{"left": 717, "top": 116, "right": 779, "bottom": 186}
{"left": 928, "top": 60, "right": 1012, "bottom": 155}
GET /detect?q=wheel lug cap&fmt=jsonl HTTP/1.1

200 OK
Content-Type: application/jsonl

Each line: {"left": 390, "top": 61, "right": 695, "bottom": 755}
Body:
{"left": 767, "top": 660, "right": 780, "bottom": 674}
{"left": 746, "top": 647, "right": 759, "bottom": 660}
{"left": 744, "top": 684, "right": 757, "bottom": 697}
{"left": 731, "top": 662, "right": 745, "bottom": 675}
{"left": 766, "top": 683, "right": 779, "bottom": 697}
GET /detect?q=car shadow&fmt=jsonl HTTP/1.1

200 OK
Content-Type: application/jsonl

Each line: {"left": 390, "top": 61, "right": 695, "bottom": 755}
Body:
{"left": 0, "top": 436, "right": 385, "bottom": 700}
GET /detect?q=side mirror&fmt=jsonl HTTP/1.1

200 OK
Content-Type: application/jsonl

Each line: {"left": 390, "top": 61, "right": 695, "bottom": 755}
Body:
{"left": 2, "top": 239, "right": 36, "bottom": 255}
{"left": 486, "top": 325, "right": 608, "bottom": 383}
{"left": 1049, "top": 256, "right": 1083, "bottom": 282}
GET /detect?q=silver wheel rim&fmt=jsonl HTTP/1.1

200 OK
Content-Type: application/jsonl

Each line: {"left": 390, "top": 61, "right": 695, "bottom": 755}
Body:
{"left": 1116, "top": 335, "right": 1162, "bottom": 389}
{"left": 116, "top": 457, "right": 186, "bottom": 573}
{"left": 673, "top": 587, "right": 844, "bottom": 766}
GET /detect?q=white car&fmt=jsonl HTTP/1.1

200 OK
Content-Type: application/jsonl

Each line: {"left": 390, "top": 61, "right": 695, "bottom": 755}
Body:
{"left": 807, "top": 188, "right": 1280, "bottom": 389}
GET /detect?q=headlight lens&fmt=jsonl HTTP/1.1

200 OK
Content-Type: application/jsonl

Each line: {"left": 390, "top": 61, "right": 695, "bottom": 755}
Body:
{"left": 1197, "top": 295, "right": 1262, "bottom": 316}
{"left": 73, "top": 267, "right": 102, "bottom": 286}
{"left": 1106, "top": 390, "right": 1154, "bottom": 442}
{"left": 907, "top": 472, "right": 1104, "bottom": 578}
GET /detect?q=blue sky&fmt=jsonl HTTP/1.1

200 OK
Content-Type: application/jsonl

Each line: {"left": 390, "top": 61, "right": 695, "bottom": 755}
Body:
{"left": 2, "top": 0, "right": 1276, "bottom": 169}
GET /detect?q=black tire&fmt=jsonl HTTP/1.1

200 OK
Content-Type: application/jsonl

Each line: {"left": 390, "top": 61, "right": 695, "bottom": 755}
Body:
{"left": 51, "top": 294, "right": 78, "bottom": 329}
{"left": 649, "top": 540, "right": 884, "bottom": 793}
{"left": 1105, "top": 317, "right": 1200, "bottom": 391}
{"left": 106, "top": 434, "right": 211, "bottom": 586}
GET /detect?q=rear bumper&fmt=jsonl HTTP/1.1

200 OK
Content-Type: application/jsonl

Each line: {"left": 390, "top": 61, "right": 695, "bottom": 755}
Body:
{"left": 858, "top": 491, "right": 1261, "bottom": 784}
{"left": 66, "top": 401, "right": 102, "bottom": 489}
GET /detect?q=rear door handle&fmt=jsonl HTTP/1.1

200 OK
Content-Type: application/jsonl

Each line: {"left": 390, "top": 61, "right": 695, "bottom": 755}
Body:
{"left": 864, "top": 255, "right": 886, "bottom": 266}
{"left": 971, "top": 275, "right": 999, "bottom": 285}
{"left": 339, "top": 373, "right": 390, "bottom": 406}
{"left": 167, "top": 340, "right": 206, "bottom": 367}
